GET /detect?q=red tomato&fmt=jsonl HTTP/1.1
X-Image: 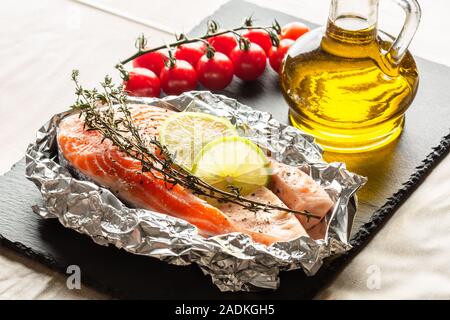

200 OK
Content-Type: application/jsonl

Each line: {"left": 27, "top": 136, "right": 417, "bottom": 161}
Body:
{"left": 124, "top": 67, "right": 160, "bottom": 97}
{"left": 268, "top": 38, "right": 295, "bottom": 73}
{"left": 207, "top": 32, "right": 238, "bottom": 57}
{"left": 280, "top": 22, "right": 310, "bottom": 41}
{"left": 196, "top": 52, "right": 234, "bottom": 90}
{"left": 160, "top": 60, "right": 197, "bottom": 95}
{"left": 174, "top": 42, "right": 206, "bottom": 68}
{"left": 242, "top": 29, "right": 272, "bottom": 55}
{"left": 132, "top": 50, "right": 168, "bottom": 76}
{"left": 229, "top": 43, "right": 267, "bottom": 81}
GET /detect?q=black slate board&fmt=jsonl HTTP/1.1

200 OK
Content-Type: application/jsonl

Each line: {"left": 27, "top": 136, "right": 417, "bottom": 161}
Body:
{"left": 0, "top": 0, "right": 449, "bottom": 299}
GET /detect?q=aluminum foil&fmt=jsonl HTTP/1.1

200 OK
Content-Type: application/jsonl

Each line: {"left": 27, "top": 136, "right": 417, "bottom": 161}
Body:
{"left": 25, "top": 91, "right": 366, "bottom": 292}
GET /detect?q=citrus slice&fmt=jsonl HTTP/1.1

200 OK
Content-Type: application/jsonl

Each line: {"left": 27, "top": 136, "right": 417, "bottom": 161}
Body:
{"left": 192, "top": 136, "right": 270, "bottom": 196}
{"left": 159, "top": 112, "right": 237, "bottom": 171}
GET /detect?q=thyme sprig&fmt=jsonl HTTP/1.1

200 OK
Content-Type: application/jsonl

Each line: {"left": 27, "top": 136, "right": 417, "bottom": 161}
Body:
{"left": 70, "top": 70, "right": 319, "bottom": 220}
{"left": 118, "top": 18, "right": 281, "bottom": 66}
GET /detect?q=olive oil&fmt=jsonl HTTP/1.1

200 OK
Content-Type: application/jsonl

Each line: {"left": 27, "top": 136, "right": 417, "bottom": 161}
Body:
{"left": 280, "top": 19, "right": 419, "bottom": 152}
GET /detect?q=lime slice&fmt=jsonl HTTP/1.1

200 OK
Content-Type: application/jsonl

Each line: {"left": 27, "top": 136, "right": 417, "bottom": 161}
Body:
{"left": 159, "top": 112, "right": 237, "bottom": 171}
{"left": 192, "top": 136, "right": 270, "bottom": 196}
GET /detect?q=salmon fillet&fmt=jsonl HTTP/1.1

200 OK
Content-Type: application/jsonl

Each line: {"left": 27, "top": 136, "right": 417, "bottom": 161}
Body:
{"left": 57, "top": 105, "right": 307, "bottom": 245}
{"left": 58, "top": 105, "right": 236, "bottom": 236}
{"left": 270, "top": 161, "right": 334, "bottom": 229}
{"left": 219, "top": 187, "right": 307, "bottom": 243}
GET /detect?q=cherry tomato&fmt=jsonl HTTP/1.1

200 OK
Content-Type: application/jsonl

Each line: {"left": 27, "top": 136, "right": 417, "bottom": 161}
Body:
{"left": 229, "top": 42, "right": 267, "bottom": 81}
{"left": 124, "top": 67, "right": 160, "bottom": 98}
{"left": 280, "top": 22, "right": 310, "bottom": 41}
{"left": 268, "top": 38, "right": 295, "bottom": 73}
{"left": 132, "top": 50, "right": 168, "bottom": 76}
{"left": 174, "top": 42, "right": 206, "bottom": 68}
{"left": 196, "top": 52, "right": 234, "bottom": 90}
{"left": 242, "top": 29, "right": 272, "bottom": 55}
{"left": 160, "top": 60, "right": 197, "bottom": 95}
{"left": 207, "top": 32, "right": 238, "bottom": 57}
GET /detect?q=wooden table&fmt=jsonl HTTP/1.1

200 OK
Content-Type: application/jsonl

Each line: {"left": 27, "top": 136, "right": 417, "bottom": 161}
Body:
{"left": 0, "top": 0, "right": 449, "bottom": 299}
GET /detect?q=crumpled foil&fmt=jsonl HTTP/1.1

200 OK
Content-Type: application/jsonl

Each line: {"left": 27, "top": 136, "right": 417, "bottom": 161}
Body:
{"left": 25, "top": 91, "right": 366, "bottom": 292}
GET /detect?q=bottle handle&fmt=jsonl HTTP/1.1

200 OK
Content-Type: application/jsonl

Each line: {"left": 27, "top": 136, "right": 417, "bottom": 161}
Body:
{"left": 385, "top": 0, "right": 421, "bottom": 67}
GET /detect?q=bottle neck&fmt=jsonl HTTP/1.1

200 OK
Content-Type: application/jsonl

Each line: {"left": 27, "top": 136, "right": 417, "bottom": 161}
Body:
{"left": 326, "top": 0, "right": 379, "bottom": 44}
{"left": 323, "top": 0, "right": 401, "bottom": 76}
{"left": 329, "top": 0, "right": 379, "bottom": 31}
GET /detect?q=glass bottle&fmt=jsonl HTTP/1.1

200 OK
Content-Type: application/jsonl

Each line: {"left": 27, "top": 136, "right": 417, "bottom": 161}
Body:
{"left": 280, "top": 0, "right": 421, "bottom": 153}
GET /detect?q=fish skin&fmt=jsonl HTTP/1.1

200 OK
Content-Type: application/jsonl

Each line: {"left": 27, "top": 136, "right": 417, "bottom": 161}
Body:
{"left": 307, "top": 219, "right": 328, "bottom": 240}
{"left": 270, "top": 161, "right": 334, "bottom": 230}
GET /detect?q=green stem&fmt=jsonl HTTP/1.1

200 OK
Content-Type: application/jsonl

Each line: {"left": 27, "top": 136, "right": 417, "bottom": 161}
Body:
{"left": 120, "top": 26, "right": 272, "bottom": 65}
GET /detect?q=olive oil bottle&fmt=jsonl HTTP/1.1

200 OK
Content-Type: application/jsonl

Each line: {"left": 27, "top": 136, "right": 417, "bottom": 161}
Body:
{"left": 280, "top": 0, "right": 421, "bottom": 152}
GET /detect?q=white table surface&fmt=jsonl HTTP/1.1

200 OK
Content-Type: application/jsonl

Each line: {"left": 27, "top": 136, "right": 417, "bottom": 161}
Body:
{"left": 0, "top": 0, "right": 449, "bottom": 299}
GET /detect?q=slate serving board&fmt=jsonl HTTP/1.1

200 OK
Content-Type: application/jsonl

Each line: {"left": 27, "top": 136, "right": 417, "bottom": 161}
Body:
{"left": 0, "top": 0, "right": 449, "bottom": 299}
